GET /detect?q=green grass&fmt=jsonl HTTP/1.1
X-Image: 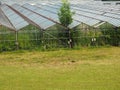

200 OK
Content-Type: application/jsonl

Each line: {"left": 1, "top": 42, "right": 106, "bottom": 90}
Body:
{"left": 0, "top": 47, "right": 120, "bottom": 90}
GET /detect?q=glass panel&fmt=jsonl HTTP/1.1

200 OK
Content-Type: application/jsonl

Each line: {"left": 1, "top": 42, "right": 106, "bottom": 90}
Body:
{"left": 0, "top": 8, "right": 14, "bottom": 30}
{"left": 1, "top": 4, "right": 29, "bottom": 30}
{"left": 40, "top": 21, "right": 55, "bottom": 29}
{"left": 68, "top": 21, "right": 81, "bottom": 29}
{"left": 104, "top": 13, "right": 120, "bottom": 19}
{"left": 23, "top": 4, "right": 58, "bottom": 22}
{"left": 12, "top": 4, "right": 56, "bottom": 29}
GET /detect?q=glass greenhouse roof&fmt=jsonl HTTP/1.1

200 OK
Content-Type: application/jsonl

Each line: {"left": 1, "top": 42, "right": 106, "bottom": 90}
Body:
{"left": 11, "top": 4, "right": 56, "bottom": 30}
{"left": 49, "top": 3, "right": 120, "bottom": 27}
{"left": 0, "top": 4, "right": 29, "bottom": 31}
{"left": 34, "top": 4, "right": 82, "bottom": 28}
{"left": 0, "top": 8, "right": 15, "bottom": 30}
{"left": 37, "top": 4, "right": 101, "bottom": 26}
{"left": 23, "top": 3, "right": 81, "bottom": 29}
{"left": 0, "top": 1, "right": 120, "bottom": 31}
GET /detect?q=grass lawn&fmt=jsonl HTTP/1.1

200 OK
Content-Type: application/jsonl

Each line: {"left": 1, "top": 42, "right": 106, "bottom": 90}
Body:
{"left": 0, "top": 47, "right": 120, "bottom": 90}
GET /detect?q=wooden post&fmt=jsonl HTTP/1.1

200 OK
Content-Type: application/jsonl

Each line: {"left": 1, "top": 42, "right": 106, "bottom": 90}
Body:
{"left": 41, "top": 29, "right": 46, "bottom": 49}
{"left": 15, "top": 31, "right": 19, "bottom": 50}
{"left": 68, "top": 29, "right": 73, "bottom": 48}
{"left": 115, "top": 27, "right": 118, "bottom": 46}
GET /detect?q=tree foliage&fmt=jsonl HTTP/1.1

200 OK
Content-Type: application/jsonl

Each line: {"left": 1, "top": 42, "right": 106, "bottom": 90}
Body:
{"left": 58, "top": 0, "right": 74, "bottom": 27}
{"left": 58, "top": 0, "right": 75, "bottom": 48}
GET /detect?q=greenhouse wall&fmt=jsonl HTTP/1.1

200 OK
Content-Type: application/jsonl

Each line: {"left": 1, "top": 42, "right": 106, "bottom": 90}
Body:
{"left": 0, "top": 23, "right": 120, "bottom": 52}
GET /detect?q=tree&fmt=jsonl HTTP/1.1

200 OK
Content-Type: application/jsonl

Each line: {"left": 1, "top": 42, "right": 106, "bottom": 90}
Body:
{"left": 58, "top": 0, "right": 74, "bottom": 48}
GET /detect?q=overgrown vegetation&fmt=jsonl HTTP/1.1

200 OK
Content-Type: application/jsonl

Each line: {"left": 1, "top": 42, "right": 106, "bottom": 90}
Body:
{"left": 100, "top": 24, "right": 120, "bottom": 46}
{"left": 0, "top": 23, "right": 120, "bottom": 52}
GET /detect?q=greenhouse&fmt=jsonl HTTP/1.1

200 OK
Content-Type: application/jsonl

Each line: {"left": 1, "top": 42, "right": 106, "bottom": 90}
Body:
{"left": 0, "top": 1, "right": 120, "bottom": 51}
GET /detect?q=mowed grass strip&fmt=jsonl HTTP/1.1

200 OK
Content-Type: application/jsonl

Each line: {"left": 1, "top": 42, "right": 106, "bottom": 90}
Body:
{"left": 0, "top": 47, "right": 120, "bottom": 90}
